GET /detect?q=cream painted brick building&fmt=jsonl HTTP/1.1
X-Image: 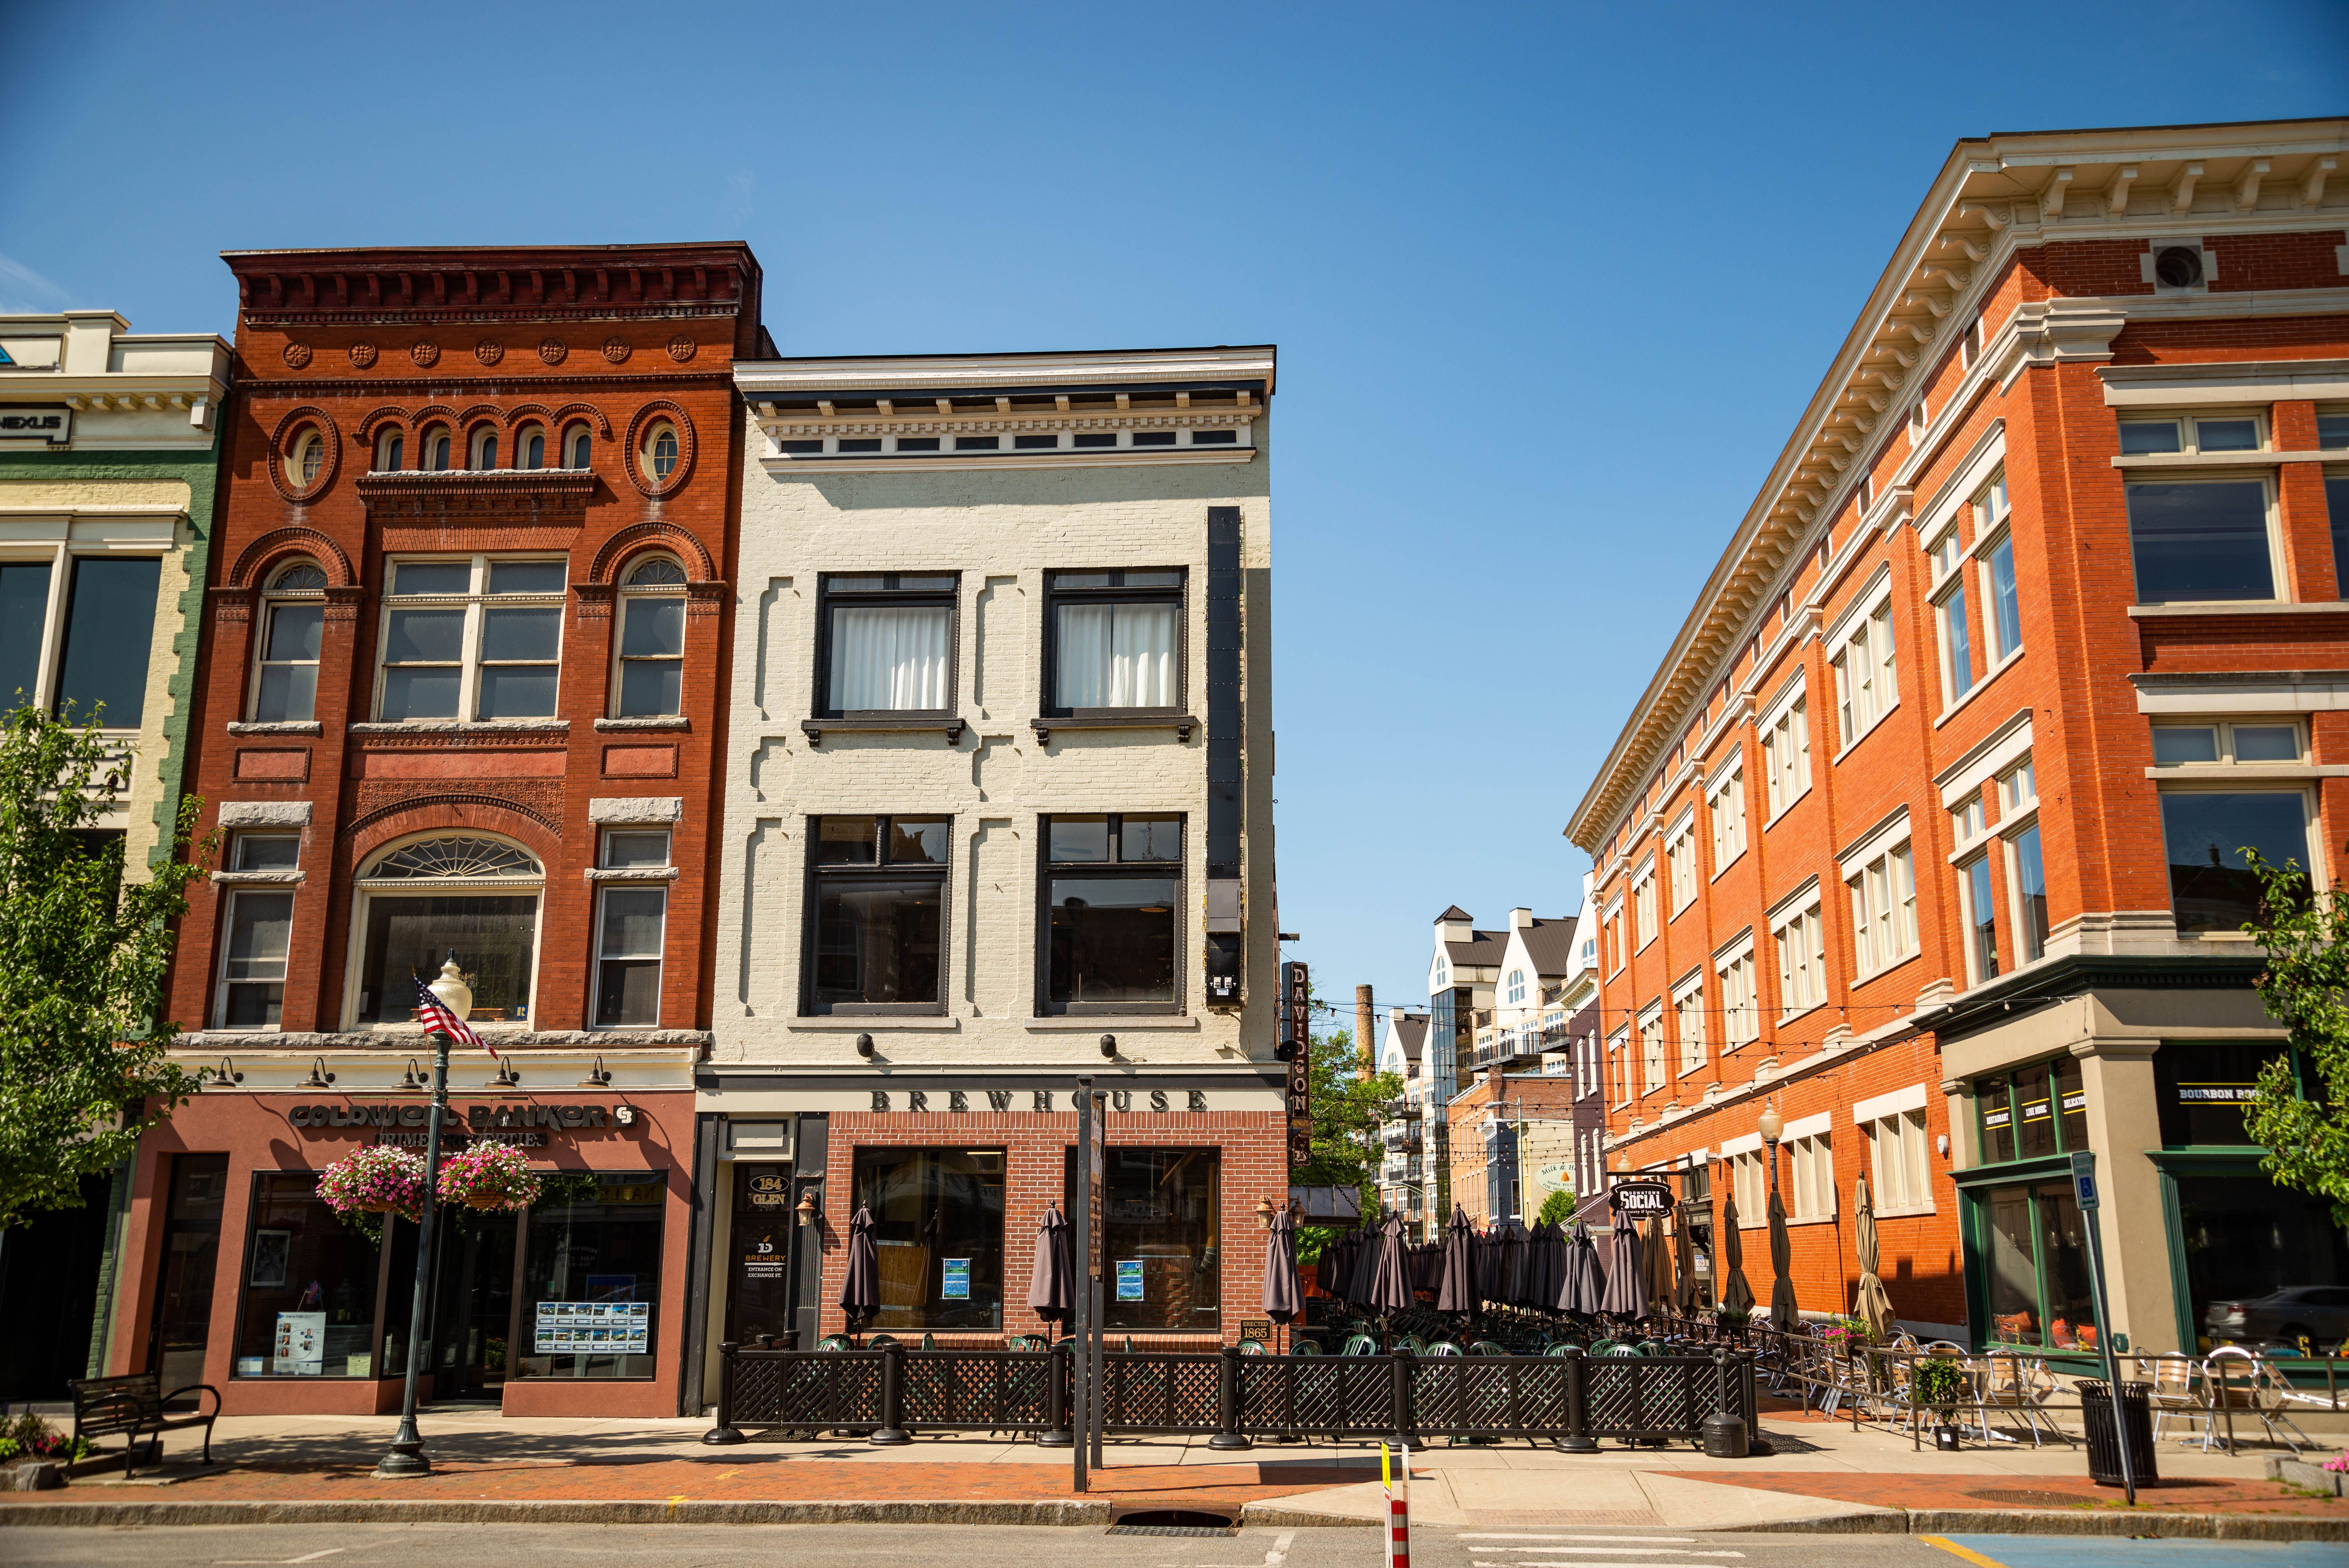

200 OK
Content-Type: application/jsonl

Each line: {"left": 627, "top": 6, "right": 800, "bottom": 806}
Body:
{"left": 700, "top": 346, "right": 1284, "bottom": 1356}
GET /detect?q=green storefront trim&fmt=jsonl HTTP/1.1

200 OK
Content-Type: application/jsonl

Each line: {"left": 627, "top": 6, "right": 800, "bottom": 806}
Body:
{"left": 1953, "top": 1153, "right": 2108, "bottom": 1361}
{"left": 2149, "top": 1144, "right": 2277, "bottom": 1362}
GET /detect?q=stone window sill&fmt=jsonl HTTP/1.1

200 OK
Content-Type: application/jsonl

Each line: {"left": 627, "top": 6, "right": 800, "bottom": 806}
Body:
{"left": 1030, "top": 713, "right": 1198, "bottom": 743}
{"left": 595, "top": 716, "right": 690, "bottom": 732}
{"left": 801, "top": 716, "right": 964, "bottom": 746}
{"left": 226, "top": 721, "right": 323, "bottom": 736}
{"left": 583, "top": 866, "right": 680, "bottom": 882}
{"left": 349, "top": 720, "right": 570, "bottom": 735}
{"left": 212, "top": 869, "right": 305, "bottom": 886}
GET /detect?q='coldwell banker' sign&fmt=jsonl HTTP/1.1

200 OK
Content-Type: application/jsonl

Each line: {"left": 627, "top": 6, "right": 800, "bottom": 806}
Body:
{"left": 288, "top": 1101, "right": 638, "bottom": 1148}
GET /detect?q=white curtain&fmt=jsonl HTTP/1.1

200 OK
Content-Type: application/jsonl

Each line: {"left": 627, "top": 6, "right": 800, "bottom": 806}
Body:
{"left": 831, "top": 606, "right": 950, "bottom": 710}
{"left": 1056, "top": 602, "right": 1173, "bottom": 708}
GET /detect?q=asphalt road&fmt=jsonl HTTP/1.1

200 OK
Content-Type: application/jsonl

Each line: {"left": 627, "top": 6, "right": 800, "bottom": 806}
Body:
{"left": 4, "top": 1524, "right": 2339, "bottom": 1568}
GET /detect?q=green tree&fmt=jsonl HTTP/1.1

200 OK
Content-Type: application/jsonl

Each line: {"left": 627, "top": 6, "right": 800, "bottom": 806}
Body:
{"left": 2241, "top": 850, "right": 2349, "bottom": 1226}
{"left": 1535, "top": 1186, "right": 1577, "bottom": 1228}
{"left": 0, "top": 707, "right": 211, "bottom": 1228}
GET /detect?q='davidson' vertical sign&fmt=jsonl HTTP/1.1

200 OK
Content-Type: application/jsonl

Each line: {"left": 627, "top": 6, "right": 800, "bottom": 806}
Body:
{"left": 1282, "top": 961, "right": 1311, "bottom": 1165}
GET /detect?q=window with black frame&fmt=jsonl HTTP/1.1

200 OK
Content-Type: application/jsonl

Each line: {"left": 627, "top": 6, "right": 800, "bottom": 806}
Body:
{"left": 234, "top": 1173, "right": 383, "bottom": 1378}
{"left": 816, "top": 573, "right": 957, "bottom": 718}
{"left": 853, "top": 1147, "right": 1004, "bottom": 1331}
{"left": 1060, "top": 1147, "right": 1220, "bottom": 1332}
{"left": 806, "top": 814, "right": 948, "bottom": 1013}
{"left": 1040, "top": 813, "right": 1182, "bottom": 1012}
{"left": 1044, "top": 569, "right": 1183, "bottom": 715}
{"left": 515, "top": 1172, "right": 664, "bottom": 1380}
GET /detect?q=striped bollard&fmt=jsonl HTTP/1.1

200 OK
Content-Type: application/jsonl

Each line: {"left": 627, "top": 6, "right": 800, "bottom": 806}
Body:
{"left": 1381, "top": 1441, "right": 1410, "bottom": 1568}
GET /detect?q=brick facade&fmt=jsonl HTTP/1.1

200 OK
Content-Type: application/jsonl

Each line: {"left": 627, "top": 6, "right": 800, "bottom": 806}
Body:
{"left": 1567, "top": 122, "right": 2349, "bottom": 1354}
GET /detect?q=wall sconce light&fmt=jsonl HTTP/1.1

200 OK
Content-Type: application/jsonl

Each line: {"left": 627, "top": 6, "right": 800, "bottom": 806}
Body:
{"left": 855, "top": 1032, "right": 875, "bottom": 1059}
{"left": 492, "top": 1059, "right": 521, "bottom": 1087}
{"left": 399, "top": 1058, "right": 424, "bottom": 1090}
{"left": 796, "top": 1188, "right": 822, "bottom": 1228}
{"left": 580, "top": 1055, "right": 613, "bottom": 1087}
{"left": 214, "top": 1057, "right": 242, "bottom": 1088}
{"left": 1937, "top": 1133, "right": 1950, "bottom": 1159}
{"left": 304, "top": 1057, "right": 336, "bottom": 1089}
{"left": 1099, "top": 1033, "right": 1117, "bottom": 1059}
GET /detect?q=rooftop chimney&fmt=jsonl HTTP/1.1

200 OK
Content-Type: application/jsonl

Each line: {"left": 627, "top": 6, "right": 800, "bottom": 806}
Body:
{"left": 1510, "top": 907, "right": 1535, "bottom": 930}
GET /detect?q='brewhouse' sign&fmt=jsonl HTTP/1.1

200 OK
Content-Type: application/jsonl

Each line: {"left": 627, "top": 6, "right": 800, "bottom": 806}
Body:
{"left": 866, "top": 1087, "right": 1209, "bottom": 1113}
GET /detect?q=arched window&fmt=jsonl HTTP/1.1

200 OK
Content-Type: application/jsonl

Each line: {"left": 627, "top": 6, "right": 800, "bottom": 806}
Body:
{"left": 1506, "top": 968, "right": 1526, "bottom": 1005}
{"left": 352, "top": 834, "right": 544, "bottom": 1028}
{"left": 375, "top": 429, "right": 404, "bottom": 471}
{"left": 641, "top": 421, "right": 679, "bottom": 483}
{"left": 471, "top": 427, "right": 499, "bottom": 471}
{"left": 250, "top": 558, "right": 327, "bottom": 723}
{"left": 424, "top": 426, "right": 452, "bottom": 472}
{"left": 614, "top": 555, "right": 687, "bottom": 717}
{"left": 516, "top": 424, "right": 546, "bottom": 470}
{"left": 566, "top": 426, "right": 593, "bottom": 469}
{"left": 284, "top": 426, "right": 326, "bottom": 489}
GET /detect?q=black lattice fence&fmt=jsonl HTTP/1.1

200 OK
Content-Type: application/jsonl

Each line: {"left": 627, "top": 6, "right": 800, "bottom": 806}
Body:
{"left": 902, "top": 1348, "right": 1055, "bottom": 1432}
{"left": 1237, "top": 1352, "right": 1399, "bottom": 1438}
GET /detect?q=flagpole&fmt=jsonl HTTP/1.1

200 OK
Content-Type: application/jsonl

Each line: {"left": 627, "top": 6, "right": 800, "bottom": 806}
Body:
{"left": 376, "top": 955, "right": 472, "bottom": 1479}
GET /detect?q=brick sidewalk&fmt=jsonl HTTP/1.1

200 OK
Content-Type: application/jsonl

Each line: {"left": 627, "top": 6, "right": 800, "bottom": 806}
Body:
{"left": 1661, "top": 1467, "right": 2349, "bottom": 1517}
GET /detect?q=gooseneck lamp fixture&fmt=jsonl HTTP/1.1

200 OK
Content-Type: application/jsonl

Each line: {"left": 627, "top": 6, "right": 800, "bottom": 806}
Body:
{"left": 374, "top": 954, "right": 471, "bottom": 1480}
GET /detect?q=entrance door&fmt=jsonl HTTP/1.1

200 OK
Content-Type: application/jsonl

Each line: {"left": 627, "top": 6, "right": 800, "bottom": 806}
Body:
{"left": 725, "top": 1164, "right": 795, "bottom": 1343}
{"left": 0, "top": 1172, "right": 115, "bottom": 1399}
{"left": 427, "top": 1210, "right": 518, "bottom": 1401}
{"left": 148, "top": 1154, "right": 230, "bottom": 1397}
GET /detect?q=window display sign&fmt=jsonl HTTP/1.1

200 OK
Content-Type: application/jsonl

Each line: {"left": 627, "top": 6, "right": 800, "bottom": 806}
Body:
{"left": 942, "top": 1258, "right": 970, "bottom": 1299}
{"left": 534, "top": 1300, "right": 650, "bottom": 1354}
{"left": 273, "top": 1311, "right": 325, "bottom": 1375}
{"left": 1116, "top": 1260, "right": 1144, "bottom": 1301}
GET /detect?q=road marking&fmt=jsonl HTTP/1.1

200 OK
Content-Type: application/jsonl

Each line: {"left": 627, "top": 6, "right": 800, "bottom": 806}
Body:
{"left": 1459, "top": 1538, "right": 1699, "bottom": 1545}
{"left": 1266, "top": 1529, "right": 1295, "bottom": 1568}
{"left": 213, "top": 1552, "right": 348, "bottom": 1566}
{"left": 1470, "top": 1554, "right": 1741, "bottom": 1561}
{"left": 1919, "top": 1541, "right": 2008, "bottom": 1568}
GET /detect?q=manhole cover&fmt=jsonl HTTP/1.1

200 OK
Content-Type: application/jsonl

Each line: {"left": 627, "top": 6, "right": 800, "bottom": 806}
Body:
{"left": 1966, "top": 1488, "right": 2092, "bottom": 1508}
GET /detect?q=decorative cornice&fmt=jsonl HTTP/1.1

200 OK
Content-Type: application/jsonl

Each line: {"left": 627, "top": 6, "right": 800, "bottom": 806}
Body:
{"left": 735, "top": 345, "right": 1276, "bottom": 399}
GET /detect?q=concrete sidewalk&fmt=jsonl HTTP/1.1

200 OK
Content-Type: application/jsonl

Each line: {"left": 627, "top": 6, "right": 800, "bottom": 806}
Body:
{"left": 2, "top": 1403, "right": 2342, "bottom": 1539}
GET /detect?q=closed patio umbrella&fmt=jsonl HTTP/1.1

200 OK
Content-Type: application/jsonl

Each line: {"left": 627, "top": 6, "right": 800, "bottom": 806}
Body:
{"left": 1563, "top": 1222, "right": 1606, "bottom": 1315}
{"left": 1718, "top": 1195, "right": 1755, "bottom": 1317}
{"left": 1264, "top": 1206, "right": 1304, "bottom": 1327}
{"left": 1673, "top": 1213, "right": 1700, "bottom": 1312}
{"left": 1367, "top": 1212, "right": 1415, "bottom": 1344}
{"left": 1600, "top": 1221, "right": 1645, "bottom": 1319}
{"left": 1643, "top": 1213, "right": 1673, "bottom": 1318}
{"left": 1028, "top": 1203, "right": 1073, "bottom": 1328}
{"left": 1766, "top": 1188, "right": 1799, "bottom": 1331}
{"left": 1852, "top": 1176, "right": 1895, "bottom": 1340}
{"left": 839, "top": 1205, "right": 881, "bottom": 1342}
{"left": 1436, "top": 1205, "right": 1477, "bottom": 1314}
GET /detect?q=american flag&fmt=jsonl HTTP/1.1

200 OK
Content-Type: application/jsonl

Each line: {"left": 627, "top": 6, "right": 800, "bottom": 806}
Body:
{"left": 415, "top": 975, "right": 495, "bottom": 1058}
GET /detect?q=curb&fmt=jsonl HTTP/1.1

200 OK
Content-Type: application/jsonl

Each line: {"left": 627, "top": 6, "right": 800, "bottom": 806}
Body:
{"left": 1236, "top": 1501, "right": 1379, "bottom": 1529}
{"left": 1739, "top": 1507, "right": 2349, "bottom": 1541}
{"left": 0, "top": 1498, "right": 1119, "bottom": 1529}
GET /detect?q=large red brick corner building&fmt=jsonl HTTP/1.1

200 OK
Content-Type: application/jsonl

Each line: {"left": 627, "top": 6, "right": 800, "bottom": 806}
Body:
{"left": 1568, "top": 118, "right": 2349, "bottom": 1360}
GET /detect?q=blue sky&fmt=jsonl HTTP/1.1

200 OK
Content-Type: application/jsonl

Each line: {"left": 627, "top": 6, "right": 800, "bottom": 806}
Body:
{"left": 3, "top": 2, "right": 2342, "bottom": 1023}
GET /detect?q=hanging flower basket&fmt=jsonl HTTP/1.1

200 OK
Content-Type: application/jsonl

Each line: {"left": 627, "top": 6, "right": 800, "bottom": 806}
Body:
{"left": 437, "top": 1142, "right": 542, "bottom": 1213}
{"left": 317, "top": 1147, "right": 428, "bottom": 1224}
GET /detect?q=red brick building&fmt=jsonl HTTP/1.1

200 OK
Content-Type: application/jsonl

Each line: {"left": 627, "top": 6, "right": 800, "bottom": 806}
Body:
{"left": 1567, "top": 119, "right": 2349, "bottom": 1359}
{"left": 114, "top": 244, "right": 763, "bottom": 1416}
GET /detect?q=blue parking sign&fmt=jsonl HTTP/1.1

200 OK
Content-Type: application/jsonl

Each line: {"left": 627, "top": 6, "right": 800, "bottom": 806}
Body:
{"left": 2069, "top": 1151, "right": 2098, "bottom": 1210}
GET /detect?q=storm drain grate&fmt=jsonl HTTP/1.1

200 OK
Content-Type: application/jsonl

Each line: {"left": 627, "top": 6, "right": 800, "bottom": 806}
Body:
{"left": 1108, "top": 1510, "right": 1237, "bottom": 1536}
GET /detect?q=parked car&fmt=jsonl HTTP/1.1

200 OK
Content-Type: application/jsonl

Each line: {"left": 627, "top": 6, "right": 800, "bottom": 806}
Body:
{"left": 2204, "top": 1286, "right": 2349, "bottom": 1351}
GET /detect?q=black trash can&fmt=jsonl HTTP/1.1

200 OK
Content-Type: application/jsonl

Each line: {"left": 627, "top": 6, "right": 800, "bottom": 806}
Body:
{"left": 2078, "top": 1379, "right": 2158, "bottom": 1487}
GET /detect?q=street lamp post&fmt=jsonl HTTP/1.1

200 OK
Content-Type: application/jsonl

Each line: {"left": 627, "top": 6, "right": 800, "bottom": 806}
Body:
{"left": 1757, "top": 1102, "right": 1783, "bottom": 1205}
{"left": 374, "top": 956, "right": 472, "bottom": 1479}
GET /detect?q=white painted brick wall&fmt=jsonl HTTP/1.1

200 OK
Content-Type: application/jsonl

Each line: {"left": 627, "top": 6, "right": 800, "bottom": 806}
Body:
{"left": 714, "top": 409, "right": 1278, "bottom": 1073}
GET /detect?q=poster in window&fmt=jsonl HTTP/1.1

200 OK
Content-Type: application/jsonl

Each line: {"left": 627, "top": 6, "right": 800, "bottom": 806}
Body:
{"left": 533, "top": 1299, "right": 651, "bottom": 1354}
{"left": 1116, "top": 1259, "right": 1144, "bottom": 1301}
{"left": 273, "top": 1311, "right": 325, "bottom": 1375}
{"left": 941, "top": 1258, "right": 970, "bottom": 1299}
{"left": 249, "top": 1228, "right": 292, "bottom": 1288}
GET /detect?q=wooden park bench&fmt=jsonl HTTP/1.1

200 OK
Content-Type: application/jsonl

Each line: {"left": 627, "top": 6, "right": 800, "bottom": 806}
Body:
{"left": 66, "top": 1371, "right": 219, "bottom": 1478}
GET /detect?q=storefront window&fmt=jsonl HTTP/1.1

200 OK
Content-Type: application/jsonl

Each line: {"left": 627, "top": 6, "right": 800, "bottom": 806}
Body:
{"left": 1974, "top": 1060, "right": 2088, "bottom": 1164}
{"left": 1978, "top": 1180, "right": 2098, "bottom": 1351}
{"left": 1978, "top": 1074, "right": 2014, "bottom": 1164}
{"left": 1063, "top": 1147, "right": 1220, "bottom": 1332}
{"left": 2055, "top": 1056, "right": 2088, "bottom": 1152}
{"left": 2015, "top": 1064, "right": 2057, "bottom": 1159}
{"left": 851, "top": 1147, "right": 1004, "bottom": 1331}
{"left": 2177, "top": 1173, "right": 2349, "bottom": 1352}
{"left": 516, "top": 1172, "right": 663, "bottom": 1378}
{"left": 234, "top": 1174, "right": 383, "bottom": 1377}
{"left": 2157, "top": 1041, "right": 2283, "bottom": 1146}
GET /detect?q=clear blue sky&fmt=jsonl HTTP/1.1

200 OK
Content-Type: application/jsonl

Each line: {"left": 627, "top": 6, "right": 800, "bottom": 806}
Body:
{"left": 3, "top": 2, "right": 2342, "bottom": 1023}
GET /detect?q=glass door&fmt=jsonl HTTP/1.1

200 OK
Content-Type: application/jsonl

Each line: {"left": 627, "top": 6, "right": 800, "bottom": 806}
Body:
{"left": 726, "top": 1164, "right": 795, "bottom": 1344}
{"left": 426, "top": 1210, "right": 517, "bottom": 1401}
{"left": 148, "top": 1154, "right": 230, "bottom": 1399}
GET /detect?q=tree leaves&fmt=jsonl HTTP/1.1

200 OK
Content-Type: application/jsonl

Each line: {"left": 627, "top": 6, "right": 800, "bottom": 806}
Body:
{"left": 2241, "top": 850, "right": 2349, "bottom": 1229}
{"left": 0, "top": 707, "right": 212, "bottom": 1228}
